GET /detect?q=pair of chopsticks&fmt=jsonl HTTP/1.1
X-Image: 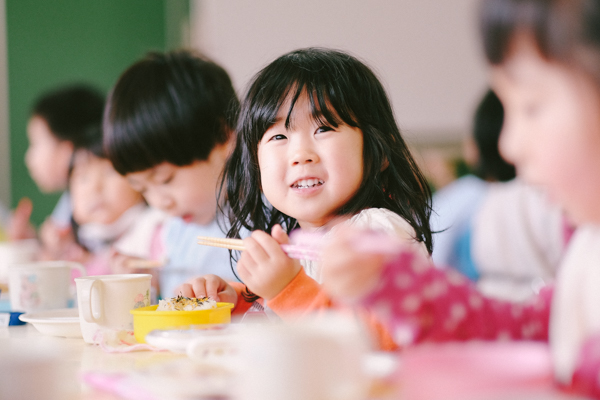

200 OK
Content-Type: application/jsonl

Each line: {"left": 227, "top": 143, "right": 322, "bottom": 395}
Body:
{"left": 197, "top": 236, "right": 320, "bottom": 261}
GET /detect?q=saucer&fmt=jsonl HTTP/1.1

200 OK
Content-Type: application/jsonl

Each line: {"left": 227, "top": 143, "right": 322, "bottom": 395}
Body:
{"left": 19, "top": 308, "right": 82, "bottom": 338}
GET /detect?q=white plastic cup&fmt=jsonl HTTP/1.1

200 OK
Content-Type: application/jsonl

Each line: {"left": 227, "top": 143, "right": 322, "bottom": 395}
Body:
{"left": 75, "top": 274, "right": 151, "bottom": 344}
{"left": 8, "top": 260, "right": 85, "bottom": 312}
{"left": 0, "top": 239, "right": 40, "bottom": 284}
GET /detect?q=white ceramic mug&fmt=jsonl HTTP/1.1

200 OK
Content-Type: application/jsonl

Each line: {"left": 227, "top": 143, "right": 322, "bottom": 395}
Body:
{"left": 8, "top": 260, "right": 85, "bottom": 312}
{"left": 232, "top": 314, "right": 369, "bottom": 400}
{"left": 75, "top": 274, "right": 151, "bottom": 344}
{"left": 0, "top": 239, "right": 40, "bottom": 284}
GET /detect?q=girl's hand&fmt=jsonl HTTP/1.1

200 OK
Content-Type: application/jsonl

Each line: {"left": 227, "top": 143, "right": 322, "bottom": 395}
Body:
{"left": 176, "top": 274, "right": 238, "bottom": 306}
{"left": 320, "top": 228, "right": 390, "bottom": 303}
{"left": 236, "top": 224, "right": 302, "bottom": 301}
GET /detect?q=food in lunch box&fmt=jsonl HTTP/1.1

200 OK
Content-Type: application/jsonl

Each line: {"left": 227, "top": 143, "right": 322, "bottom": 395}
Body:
{"left": 156, "top": 295, "right": 217, "bottom": 311}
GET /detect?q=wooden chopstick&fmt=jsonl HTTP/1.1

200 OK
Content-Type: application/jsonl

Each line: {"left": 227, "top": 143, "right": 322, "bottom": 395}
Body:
{"left": 197, "top": 236, "right": 320, "bottom": 261}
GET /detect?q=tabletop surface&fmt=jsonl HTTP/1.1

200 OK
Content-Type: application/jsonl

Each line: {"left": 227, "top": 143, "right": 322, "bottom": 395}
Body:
{"left": 0, "top": 322, "right": 587, "bottom": 400}
{"left": 1, "top": 324, "right": 194, "bottom": 400}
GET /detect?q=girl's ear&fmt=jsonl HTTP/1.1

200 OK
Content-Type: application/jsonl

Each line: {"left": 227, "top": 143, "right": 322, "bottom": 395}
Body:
{"left": 381, "top": 157, "right": 389, "bottom": 172}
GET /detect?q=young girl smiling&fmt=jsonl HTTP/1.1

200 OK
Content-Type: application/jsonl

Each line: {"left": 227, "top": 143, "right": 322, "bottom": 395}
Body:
{"left": 179, "top": 48, "right": 433, "bottom": 348}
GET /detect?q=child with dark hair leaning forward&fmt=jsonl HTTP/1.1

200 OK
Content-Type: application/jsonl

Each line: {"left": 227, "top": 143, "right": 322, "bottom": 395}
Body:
{"left": 177, "top": 47, "right": 433, "bottom": 350}
{"left": 320, "top": 0, "right": 600, "bottom": 397}
{"left": 103, "top": 50, "right": 240, "bottom": 298}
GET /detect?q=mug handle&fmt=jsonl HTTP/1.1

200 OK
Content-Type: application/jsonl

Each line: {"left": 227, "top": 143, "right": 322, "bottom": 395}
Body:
{"left": 79, "top": 279, "right": 102, "bottom": 323}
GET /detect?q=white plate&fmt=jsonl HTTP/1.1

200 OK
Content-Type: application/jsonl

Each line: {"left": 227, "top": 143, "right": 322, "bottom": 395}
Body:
{"left": 19, "top": 308, "right": 82, "bottom": 338}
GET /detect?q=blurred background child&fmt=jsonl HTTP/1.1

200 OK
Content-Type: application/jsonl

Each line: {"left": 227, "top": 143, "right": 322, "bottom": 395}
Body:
{"left": 321, "top": 0, "right": 600, "bottom": 397}
{"left": 103, "top": 50, "right": 240, "bottom": 298}
{"left": 432, "top": 89, "right": 568, "bottom": 301}
{"left": 431, "top": 89, "right": 515, "bottom": 276}
{"left": 20, "top": 84, "right": 105, "bottom": 259}
{"left": 68, "top": 125, "right": 165, "bottom": 281}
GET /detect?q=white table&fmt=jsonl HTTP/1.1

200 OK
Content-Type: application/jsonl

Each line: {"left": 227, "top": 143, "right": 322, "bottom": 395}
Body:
{"left": 0, "top": 324, "right": 188, "bottom": 400}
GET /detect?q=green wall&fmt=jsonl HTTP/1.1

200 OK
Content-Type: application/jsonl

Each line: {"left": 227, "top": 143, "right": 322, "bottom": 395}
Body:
{"left": 6, "top": 0, "right": 187, "bottom": 225}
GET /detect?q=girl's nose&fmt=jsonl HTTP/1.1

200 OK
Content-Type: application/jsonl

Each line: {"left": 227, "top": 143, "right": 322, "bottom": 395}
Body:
{"left": 145, "top": 190, "right": 175, "bottom": 211}
{"left": 290, "top": 143, "right": 319, "bottom": 166}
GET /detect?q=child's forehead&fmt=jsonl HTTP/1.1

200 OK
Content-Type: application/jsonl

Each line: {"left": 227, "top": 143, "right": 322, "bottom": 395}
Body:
{"left": 273, "top": 90, "right": 341, "bottom": 128}
{"left": 125, "top": 162, "right": 176, "bottom": 183}
{"left": 27, "top": 115, "right": 55, "bottom": 140}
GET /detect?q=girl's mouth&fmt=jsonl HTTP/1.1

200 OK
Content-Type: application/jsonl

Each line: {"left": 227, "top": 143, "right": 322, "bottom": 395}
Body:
{"left": 291, "top": 179, "right": 324, "bottom": 189}
{"left": 181, "top": 214, "right": 194, "bottom": 223}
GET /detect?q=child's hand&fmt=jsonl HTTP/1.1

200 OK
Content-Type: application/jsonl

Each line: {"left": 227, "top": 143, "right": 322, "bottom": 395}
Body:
{"left": 236, "top": 224, "right": 302, "bottom": 301}
{"left": 8, "top": 197, "right": 36, "bottom": 241}
{"left": 320, "top": 228, "right": 390, "bottom": 303}
{"left": 109, "top": 250, "right": 161, "bottom": 292}
{"left": 38, "top": 217, "right": 88, "bottom": 262}
{"left": 176, "top": 275, "right": 238, "bottom": 305}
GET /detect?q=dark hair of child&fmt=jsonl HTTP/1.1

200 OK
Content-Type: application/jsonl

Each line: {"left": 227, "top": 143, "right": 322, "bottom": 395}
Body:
{"left": 222, "top": 47, "right": 433, "bottom": 255}
{"left": 103, "top": 50, "right": 240, "bottom": 175}
{"left": 480, "top": 0, "right": 600, "bottom": 85}
{"left": 32, "top": 84, "right": 105, "bottom": 148}
{"left": 472, "top": 89, "right": 515, "bottom": 182}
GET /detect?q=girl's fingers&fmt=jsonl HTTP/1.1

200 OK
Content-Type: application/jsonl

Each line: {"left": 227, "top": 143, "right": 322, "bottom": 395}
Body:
{"left": 190, "top": 278, "right": 209, "bottom": 298}
{"left": 251, "top": 230, "right": 287, "bottom": 259}
{"left": 243, "top": 233, "right": 272, "bottom": 264}
{"left": 204, "top": 275, "right": 223, "bottom": 301}
{"left": 177, "top": 283, "right": 196, "bottom": 298}
{"left": 271, "top": 224, "right": 290, "bottom": 245}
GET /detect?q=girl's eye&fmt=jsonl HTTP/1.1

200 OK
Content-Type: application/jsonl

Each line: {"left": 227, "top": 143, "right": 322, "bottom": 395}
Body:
{"left": 269, "top": 134, "right": 287, "bottom": 141}
{"left": 316, "top": 126, "right": 333, "bottom": 134}
{"left": 161, "top": 174, "right": 174, "bottom": 185}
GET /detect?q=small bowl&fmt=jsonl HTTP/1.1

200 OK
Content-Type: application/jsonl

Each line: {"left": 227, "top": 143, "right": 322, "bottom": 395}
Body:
{"left": 130, "top": 303, "right": 235, "bottom": 343}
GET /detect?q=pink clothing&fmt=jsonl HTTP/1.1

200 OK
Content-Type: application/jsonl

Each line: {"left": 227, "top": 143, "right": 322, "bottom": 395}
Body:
{"left": 362, "top": 249, "right": 599, "bottom": 398}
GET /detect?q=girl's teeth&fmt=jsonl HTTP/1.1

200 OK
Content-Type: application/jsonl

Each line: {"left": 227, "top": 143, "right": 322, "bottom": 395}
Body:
{"left": 294, "top": 179, "right": 323, "bottom": 188}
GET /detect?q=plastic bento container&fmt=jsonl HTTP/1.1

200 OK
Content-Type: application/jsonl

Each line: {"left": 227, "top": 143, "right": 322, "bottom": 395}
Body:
{"left": 130, "top": 303, "right": 235, "bottom": 343}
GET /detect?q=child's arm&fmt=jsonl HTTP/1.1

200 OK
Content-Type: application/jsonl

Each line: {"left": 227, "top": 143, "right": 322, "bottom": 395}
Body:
{"left": 321, "top": 229, "right": 552, "bottom": 344}
{"left": 238, "top": 226, "right": 398, "bottom": 349}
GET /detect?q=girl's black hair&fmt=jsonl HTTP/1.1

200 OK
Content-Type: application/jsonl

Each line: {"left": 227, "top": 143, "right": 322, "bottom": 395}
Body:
{"left": 32, "top": 84, "right": 105, "bottom": 148}
{"left": 104, "top": 50, "right": 240, "bottom": 175}
{"left": 473, "top": 89, "right": 515, "bottom": 182}
{"left": 480, "top": 0, "right": 600, "bottom": 84}
{"left": 221, "top": 48, "right": 433, "bottom": 294}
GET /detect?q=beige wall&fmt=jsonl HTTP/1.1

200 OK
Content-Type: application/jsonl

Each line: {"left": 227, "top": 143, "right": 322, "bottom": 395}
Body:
{"left": 0, "top": 0, "right": 9, "bottom": 207}
{"left": 190, "top": 0, "right": 489, "bottom": 146}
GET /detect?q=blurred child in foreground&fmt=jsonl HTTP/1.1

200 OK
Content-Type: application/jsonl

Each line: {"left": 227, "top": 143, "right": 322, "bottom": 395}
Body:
{"left": 321, "top": 0, "right": 600, "bottom": 397}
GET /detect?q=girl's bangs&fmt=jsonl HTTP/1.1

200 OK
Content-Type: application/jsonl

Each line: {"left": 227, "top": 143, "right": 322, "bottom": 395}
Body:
{"left": 276, "top": 81, "right": 358, "bottom": 132}
{"left": 249, "top": 56, "right": 360, "bottom": 143}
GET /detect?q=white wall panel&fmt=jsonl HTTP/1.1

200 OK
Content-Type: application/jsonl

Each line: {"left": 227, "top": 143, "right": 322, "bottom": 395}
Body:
{"left": 190, "top": 0, "right": 489, "bottom": 146}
